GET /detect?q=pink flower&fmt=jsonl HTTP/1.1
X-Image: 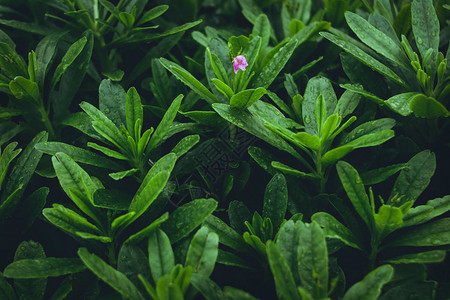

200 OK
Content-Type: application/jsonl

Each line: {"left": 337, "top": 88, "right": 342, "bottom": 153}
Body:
{"left": 233, "top": 55, "right": 248, "bottom": 74}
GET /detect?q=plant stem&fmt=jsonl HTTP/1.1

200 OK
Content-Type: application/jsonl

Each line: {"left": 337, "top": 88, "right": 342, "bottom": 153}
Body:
{"left": 37, "top": 105, "right": 55, "bottom": 139}
{"left": 107, "top": 243, "right": 117, "bottom": 267}
{"left": 368, "top": 243, "right": 378, "bottom": 271}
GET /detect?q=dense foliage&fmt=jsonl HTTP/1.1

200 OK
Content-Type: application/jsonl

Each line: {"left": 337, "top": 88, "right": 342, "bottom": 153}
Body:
{"left": 0, "top": 0, "right": 449, "bottom": 299}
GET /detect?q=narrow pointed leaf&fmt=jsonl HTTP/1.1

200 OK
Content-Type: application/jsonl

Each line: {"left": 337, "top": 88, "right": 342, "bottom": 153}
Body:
{"left": 77, "top": 248, "right": 144, "bottom": 300}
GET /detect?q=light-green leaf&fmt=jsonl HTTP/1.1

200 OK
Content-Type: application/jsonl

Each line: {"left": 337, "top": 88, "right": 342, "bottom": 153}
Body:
{"left": 148, "top": 229, "right": 175, "bottom": 282}
{"left": 159, "top": 58, "right": 217, "bottom": 104}
{"left": 374, "top": 205, "right": 403, "bottom": 240}
{"left": 230, "top": 87, "right": 266, "bottom": 109}
{"left": 185, "top": 227, "right": 219, "bottom": 277}
{"left": 409, "top": 94, "right": 449, "bottom": 118}
{"left": 9, "top": 76, "right": 40, "bottom": 104}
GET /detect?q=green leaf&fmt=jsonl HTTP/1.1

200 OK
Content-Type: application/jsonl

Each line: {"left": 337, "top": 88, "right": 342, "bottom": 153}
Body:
{"left": 42, "top": 204, "right": 102, "bottom": 236}
{"left": 99, "top": 79, "right": 127, "bottom": 127}
{"left": 360, "top": 163, "right": 406, "bottom": 186}
{"left": 52, "top": 30, "right": 93, "bottom": 120}
{"left": 77, "top": 248, "right": 145, "bottom": 300}
{"left": 0, "top": 142, "right": 21, "bottom": 189}
{"left": 276, "top": 221, "right": 302, "bottom": 284}
{"left": 212, "top": 103, "right": 300, "bottom": 159}
{"left": 75, "top": 232, "right": 111, "bottom": 243}
{"left": 126, "top": 87, "right": 143, "bottom": 138}
{"left": 10, "top": 241, "right": 46, "bottom": 300}
{"left": 262, "top": 173, "right": 288, "bottom": 232}
{"left": 409, "top": 196, "right": 450, "bottom": 226}
{"left": 311, "top": 212, "right": 362, "bottom": 250}
{"left": 343, "top": 118, "right": 395, "bottom": 144}
{"left": 119, "top": 12, "right": 135, "bottom": 28}
{"left": 16, "top": 187, "right": 48, "bottom": 231}
{"left": 185, "top": 227, "right": 219, "bottom": 277}
{"left": 379, "top": 281, "right": 436, "bottom": 300}
{"left": 148, "top": 229, "right": 175, "bottom": 282}
{"left": 1, "top": 131, "right": 47, "bottom": 203}
{"left": 93, "top": 189, "right": 131, "bottom": 210}
{"left": 224, "top": 286, "right": 259, "bottom": 300}
{"left": 0, "top": 42, "right": 27, "bottom": 79}
{"left": 252, "top": 14, "right": 271, "bottom": 49}
{"left": 385, "top": 92, "right": 418, "bottom": 116}
{"left": 297, "top": 222, "right": 328, "bottom": 298}
{"left": 124, "top": 212, "right": 169, "bottom": 244}
{"left": 344, "top": 130, "right": 395, "bottom": 149}
{"left": 266, "top": 241, "right": 301, "bottom": 300}
{"left": 128, "top": 171, "right": 170, "bottom": 220}
{"left": 217, "top": 250, "right": 253, "bottom": 270}
{"left": 336, "top": 161, "right": 374, "bottom": 232}
{"left": 51, "top": 36, "right": 87, "bottom": 90}
{"left": 385, "top": 218, "right": 450, "bottom": 247}
{"left": 147, "top": 94, "right": 183, "bottom": 152}
{"left": 321, "top": 146, "right": 353, "bottom": 166}
{"left": 9, "top": 76, "right": 40, "bottom": 104}
{"left": 0, "top": 272, "right": 16, "bottom": 300}
{"left": 117, "top": 243, "right": 151, "bottom": 290}
{"left": 271, "top": 161, "right": 318, "bottom": 179}
{"left": 51, "top": 152, "right": 100, "bottom": 224}
{"left": 293, "top": 132, "right": 320, "bottom": 150}
{"left": 190, "top": 274, "right": 224, "bottom": 300}
{"left": 253, "top": 38, "right": 298, "bottom": 89}
{"left": 4, "top": 258, "right": 86, "bottom": 278}
{"left": 108, "top": 169, "right": 138, "bottom": 180}
{"left": 411, "top": 0, "right": 439, "bottom": 62}
{"left": 409, "top": 94, "right": 450, "bottom": 118}
{"left": 203, "top": 214, "right": 250, "bottom": 253}
{"left": 162, "top": 198, "right": 218, "bottom": 243}
{"left": 35, "top": 142, "right": 122, "bottom": 170}
{"left": 137, "top": 5, "right": 168, "bottom": 26}
{"left": 335, "top": 90, "right": 361, "bottom": 118}
{"left": 171, "top": 134, "right": 200, "bottom": 158}
{"left": 345, "top": 12, "right": 409, "bottom": 68}
{"left": 342, "top": 265, "right": 393, "bottom": 300}
{"left": 388, "top": 150, "right": 436, "bottom": 206}
{"left": 386, "top": 250, "right": 446, "bottom": 264}
{"left": 339, "top": 83, "right": 385, "bottom": 105}
{"left": 302, "top": 76, "right": 337, "bottom": 135}
{"left": 211, "top": 78, "right": 234, "bottom": 100}
{"left": 374, "top": 205, "right": 403, "bottom": 240}
{"left": 80, "top": 102, "right": 129, "bottom": 154}
{"left": 320, "top": 32, "right": 406, "bottom": 87}
{"left": 230, "top": 87, "right": 266, "bottom": 109}
{"left": 159, "top": 58, "right": 217, "bottom": 104}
